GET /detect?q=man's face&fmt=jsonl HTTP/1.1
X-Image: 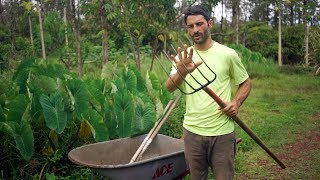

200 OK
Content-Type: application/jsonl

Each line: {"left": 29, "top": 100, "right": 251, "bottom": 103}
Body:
{"left": 186, "top": 15, "right": 212, "bottom": 44}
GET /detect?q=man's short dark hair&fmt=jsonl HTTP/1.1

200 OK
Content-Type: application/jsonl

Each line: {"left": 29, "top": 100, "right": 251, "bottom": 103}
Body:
{"left": 183, "top": 5, "right": 211, "bottom": 25}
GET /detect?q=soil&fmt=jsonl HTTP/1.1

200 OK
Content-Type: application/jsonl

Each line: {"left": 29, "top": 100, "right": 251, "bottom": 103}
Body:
{"left": 256, "top": 112, "right": 320, "bottom": 179}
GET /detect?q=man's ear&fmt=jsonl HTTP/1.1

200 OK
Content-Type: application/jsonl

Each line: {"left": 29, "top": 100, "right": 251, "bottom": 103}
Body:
{"left": 208, "top": 19, "right": 213, "bottom": 28}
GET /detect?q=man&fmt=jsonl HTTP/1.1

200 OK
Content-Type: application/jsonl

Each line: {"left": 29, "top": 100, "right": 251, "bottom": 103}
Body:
{"left": 165, "top": 5, "right": 251, "bottom": 180}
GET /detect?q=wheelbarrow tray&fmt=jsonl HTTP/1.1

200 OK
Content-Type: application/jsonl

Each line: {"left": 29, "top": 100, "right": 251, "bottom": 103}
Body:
{"left": 68, "top": 134, "right": 188, "bottom": 180}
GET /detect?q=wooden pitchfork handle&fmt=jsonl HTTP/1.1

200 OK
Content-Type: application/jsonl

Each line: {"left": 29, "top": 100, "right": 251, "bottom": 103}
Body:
{"left": 202, "top": 86, "right": 286, "bottom": 169}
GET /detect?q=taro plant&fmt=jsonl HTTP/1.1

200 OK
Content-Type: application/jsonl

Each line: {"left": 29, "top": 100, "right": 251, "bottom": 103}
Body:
{"left": 0, "top": 57, "right": 171, "bottom": 178}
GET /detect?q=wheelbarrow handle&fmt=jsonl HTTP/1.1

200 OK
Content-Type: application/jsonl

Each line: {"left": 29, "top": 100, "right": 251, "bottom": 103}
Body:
{"left": 129, "top": 95, "right": 181, "bottom": 164}
{"left": 203, "top": 86, "right": 286, "bottom": 169}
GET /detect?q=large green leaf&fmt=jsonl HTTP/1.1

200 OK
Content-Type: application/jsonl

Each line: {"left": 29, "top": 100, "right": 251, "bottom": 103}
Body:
{"left": 13, "top": 58, "right": 36, "bottom": 94}
{"left": 113, "top": 77, "right": 126, "bottom": 93}
{"left": 7, "top": 121, "right": 34, "bottom": 161}
{"left": 40, "top": 93, "right": 67, "bottom": 134}
{"left": 0, "top": 105, "right": 5, "bottom": 130}
{"left": 159, "top": 86, "right": 173, "bottom": 107}
{"left": 84, "top": 78, "right": 105, "bottom": 113}
{"left": 29, "top": 94, "right": 42, "bottom": 120}
{"left": 148, "top": 72, "right": 161, "bottom": 91}
{"left": 2, "top": 94, "right": 34, "bottom": 160}
{"left": 145, "top": 72, "right": 163, "bottom": 119}
{"left": 101, "top": 61, "right": 118, "bottom": 80}
{"left": 128, "top": 64, "right": 147, "bottom": 92}
{"left": 104, "top": 95, "right": 117, "bottom": 139}
{"left": 67, "top": 79, "right": 89, "bottom": 120}
{"left": 0, "top": 104, "right": 5, "bottom": 123}
{"left": 7, "top": 94, "right": 28, "bottom": 123}
{"left": 131, "top": 95, "right": 156, "bottom": 137}
{"left": 33, "top": 63, "right": 66, "bottom": 80}
{"left": 27, "top": 75, "right": 58, "bottom": 94}
{"left": 120, "top": 68, "right": 137, "bottom": 93}
{"left": 114, "top": 90, "right": 134, "bottom": 138}
{"left": 85, "top": 109, "right": 109, "bottom": 142}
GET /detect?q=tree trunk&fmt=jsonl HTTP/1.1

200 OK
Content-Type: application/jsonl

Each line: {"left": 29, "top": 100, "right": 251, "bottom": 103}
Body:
{"left": 278, "top": 2, "right": 282, "bottom": 67}
{"left": 0, "top": 0, "right": 2, "bottom": 16}
{"left": 70, "top": 0, "right": 83, "bottom": 77}
{"left": 304, "top": 26, "right": 309, "bottom": 65}
{"left": 38, "top": 4, "right": 46, "bottom": 60}
{"left": 290, "top": 3, "right": 294, "bottom": 26}
{"left": 63, "top": 6, "right": 70, "bottom": 64}
{"left": 9, "top": 0, "right": 16, "bottom": 61}
{"left": 28, "top": 13, "right": 35, "bottom": 56}
{"left": 100, "top": 0, "right": 108, "bottom": 67}
{"left": 128, "top": 32, "right": 138, "bottom": 68}
{"left": 101, "top": 22, "right": 108, "bottom": 67}
{"left": 220, "top": 0, "right": 224, "bottom": 44}
{"left": 149, "top": 38, "right": 159, "bottom": 72}
{"left": 303, "top": 0, "right": 309, "bottom": 65}
{"left": 236, "top": 6, "right": 239, "bottom": 45}
{"left": 233, "top": 0, "right": 240, "bottom": 45}
{"left": 137, "top": 36, "right": 141, "bottom": 70}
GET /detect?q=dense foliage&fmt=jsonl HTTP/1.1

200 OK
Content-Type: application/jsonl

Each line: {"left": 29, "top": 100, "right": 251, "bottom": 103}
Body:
{"left": 0, "top": 58, "right": 171, "bottom": 178}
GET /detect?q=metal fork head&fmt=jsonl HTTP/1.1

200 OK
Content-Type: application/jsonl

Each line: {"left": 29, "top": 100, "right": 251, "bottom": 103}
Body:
{"left": 156, "top": 40, "right": 217, "bottom": 95}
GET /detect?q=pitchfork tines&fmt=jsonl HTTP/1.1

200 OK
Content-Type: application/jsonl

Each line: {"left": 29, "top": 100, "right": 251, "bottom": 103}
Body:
{"left": 158, "top": 43, "right": 217, "bottom": 95}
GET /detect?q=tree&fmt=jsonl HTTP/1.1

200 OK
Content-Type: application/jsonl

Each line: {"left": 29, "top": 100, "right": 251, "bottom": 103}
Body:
{"left": 20, "top": 1, "right": 35, "bottom": 56}
{"left": 303, "top": 0, "right": 309, "bottom": 65}
{"left": 38, "top": 2, "right": 46, "bottom": 60}
{"left": 100, "top": 0, "right": 110, "bottom": 67}
{"left": 278, "top": 0, "right": 283, "bottom": 66}
{"left": 63, "top": 2, "right": 70, "bottom": 67}
{"left": 110, "top": 0, "right": 176, "bottom": 70}
{"left": 70, "top": 0, "right": 83, "bottom": 77}
{"left": 225, "top": 0, "right": 241, "bottom": 44}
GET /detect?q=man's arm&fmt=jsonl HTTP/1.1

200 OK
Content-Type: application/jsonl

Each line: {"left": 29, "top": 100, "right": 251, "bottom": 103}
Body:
{"left": 165, "top": 73, "right": 187, "bottom": 92}
{"left": 220, "top": 78, "right": 251, "bottom": 117}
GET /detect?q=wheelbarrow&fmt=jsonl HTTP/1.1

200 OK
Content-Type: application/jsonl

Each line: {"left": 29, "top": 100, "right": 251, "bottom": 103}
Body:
{"left": 68, "top": 134, "right": 189, "bottom": 180}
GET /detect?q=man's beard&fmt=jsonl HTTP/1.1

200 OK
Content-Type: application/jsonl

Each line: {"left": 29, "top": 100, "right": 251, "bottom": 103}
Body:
{"left": 192, "top": 27, "right": 210, "bottom": 44}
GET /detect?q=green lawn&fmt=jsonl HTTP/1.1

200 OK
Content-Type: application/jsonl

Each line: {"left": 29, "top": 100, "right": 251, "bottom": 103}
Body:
{"left": 234, "top": 73, "right": 320, "bottom": 179}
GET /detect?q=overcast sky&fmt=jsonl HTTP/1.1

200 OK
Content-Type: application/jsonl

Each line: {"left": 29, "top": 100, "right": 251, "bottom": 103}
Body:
{"left": 212, "top": 2, "right": 232, "bottom": 22}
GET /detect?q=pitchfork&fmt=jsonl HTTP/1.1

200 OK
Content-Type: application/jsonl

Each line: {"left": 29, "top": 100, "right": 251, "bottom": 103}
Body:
{"left": 156, "top": 41, "right": 286, "bottom": 169}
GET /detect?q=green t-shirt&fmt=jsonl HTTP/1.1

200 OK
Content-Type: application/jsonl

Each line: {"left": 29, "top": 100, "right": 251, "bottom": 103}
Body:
{"left": 171, "top": 41, "right": 249, "bottom": 136}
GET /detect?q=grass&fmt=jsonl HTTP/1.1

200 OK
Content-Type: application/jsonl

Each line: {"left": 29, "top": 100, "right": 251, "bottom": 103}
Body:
{"left": 234, "top": 73, "right": 320, "bottom": 179}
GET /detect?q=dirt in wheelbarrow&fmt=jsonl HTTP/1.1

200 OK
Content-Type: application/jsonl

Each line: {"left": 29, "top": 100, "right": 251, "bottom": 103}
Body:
{"left": 236, "top": 112, "right": 320, "bottom": 179}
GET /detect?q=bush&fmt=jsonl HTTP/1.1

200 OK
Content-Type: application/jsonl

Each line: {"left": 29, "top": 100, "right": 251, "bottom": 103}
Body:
{"left": 229, "top": 44, "right": 279, "bottom": 78}
{"left": 240, "top": 21, "right": 278, "bottom": 60}
{"left": 282, "top": 25, "right": 304, "bottom": 64}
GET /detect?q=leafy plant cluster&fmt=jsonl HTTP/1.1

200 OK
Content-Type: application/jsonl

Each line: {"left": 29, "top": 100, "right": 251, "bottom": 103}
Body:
{"left": 229, "top": 44, "right": 279, "bottom": 78}
{"left": 0, "top": 58, "right": 171, "bottom": 178}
